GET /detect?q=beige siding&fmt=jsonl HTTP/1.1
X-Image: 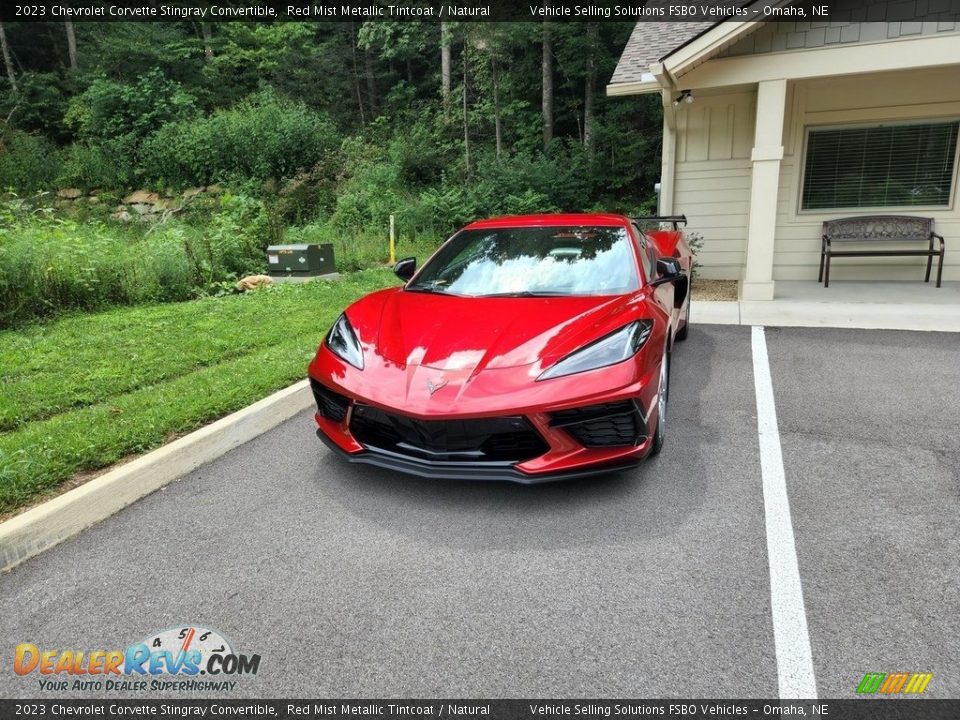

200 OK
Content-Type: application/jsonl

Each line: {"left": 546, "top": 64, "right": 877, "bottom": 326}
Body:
{"left": 672, "top": 65, "right": 960, "bottom": 282}
{"left": 673, "top": 91, "right": 756, "bottom": 280}
{"left": 719, "top": 21, "right": 959, "bottom": 58}
{"left": 772, "top": 66, "right": 960, "bottom": 282}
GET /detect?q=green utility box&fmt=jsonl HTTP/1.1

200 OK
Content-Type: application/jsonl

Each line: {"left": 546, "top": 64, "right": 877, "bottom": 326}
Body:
{"left": 266, "top": 244, "right": 336, "bottom": 277}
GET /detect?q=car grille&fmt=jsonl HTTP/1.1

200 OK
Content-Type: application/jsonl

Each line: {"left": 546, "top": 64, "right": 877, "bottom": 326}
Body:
{"left": 350, "top": 405, "right": 548, "bottom": 463}
{"left": 549, "top": 400, "right": 646, "bottom": 448}
{"left": 310, "top": 378, "right": 350, "bottom": 422}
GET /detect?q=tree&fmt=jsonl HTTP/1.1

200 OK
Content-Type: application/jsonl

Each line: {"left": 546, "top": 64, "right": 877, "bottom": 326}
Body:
{"left": 0, "top": 17, "right": 660, "bottom": 213}
{"left": 462, "top": 40, "right": 470, "bottom": 172}
{"left": 200, "top": 23, "right": 213, "bottom": 60}
{"left": 471, "top": 24, "right": 512, "bottom": 161}
{"left": 541, "top": 9, "right": 553, "bottom": 149}
{"left": 0, "top": 21, "right": 17, "bottom": 95}
{"left": 364, "top": 49, "right": 379, "bottom": 118}
{"left": 440, "top": 22, "right": 452, "bottom": 114}
{"left": 64, "top": 22, "right": 78, "bottom": 70}
{"left": 350, "top": 23, "right": 366, "bottom": 124}
{"left": 583, "top": 23, "right": 598, "bottom": 160}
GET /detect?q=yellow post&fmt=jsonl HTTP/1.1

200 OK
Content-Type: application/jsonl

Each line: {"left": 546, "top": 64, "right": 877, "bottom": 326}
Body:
{"left": 389, "top": 214, "right": 396, "bottom": 265}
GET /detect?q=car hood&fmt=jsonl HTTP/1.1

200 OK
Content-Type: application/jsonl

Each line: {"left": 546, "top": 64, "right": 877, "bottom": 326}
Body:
{"left": 351, "top": 288, "right": 645, "bottom": 376}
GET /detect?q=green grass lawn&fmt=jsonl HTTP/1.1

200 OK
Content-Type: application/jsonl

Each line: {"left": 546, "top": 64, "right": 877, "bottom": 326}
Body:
{"left": 0, "top": 268, "right": 397, "bottom": 515}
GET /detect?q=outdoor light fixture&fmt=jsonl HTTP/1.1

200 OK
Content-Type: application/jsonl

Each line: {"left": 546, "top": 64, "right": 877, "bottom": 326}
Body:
{"left": 673, "top": 90, "right": 694, "bottom": 106}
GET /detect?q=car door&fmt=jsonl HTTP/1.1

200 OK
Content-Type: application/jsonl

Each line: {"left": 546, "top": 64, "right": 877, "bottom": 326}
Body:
{"left": 631, "top": 223, "right": 677, "bottom": 328}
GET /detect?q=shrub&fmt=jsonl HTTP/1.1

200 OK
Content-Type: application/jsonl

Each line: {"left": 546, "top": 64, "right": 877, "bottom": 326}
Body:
{"left": 56, "top": 141, "right": 132, "bottom": 191}
{"left": 65, "top": 69, "right": 197, "bottom": 146}
{"left": 140, "top": 92, "right": 340, "bottom": 188}
{"left": 191, "top": 193, "right": 270, "bottom": 280}
{"left": 0, "top": 193, "right": 271, "bottom": 326}
{"left": 0, "top": 132, "right": 61, "bottom": 191}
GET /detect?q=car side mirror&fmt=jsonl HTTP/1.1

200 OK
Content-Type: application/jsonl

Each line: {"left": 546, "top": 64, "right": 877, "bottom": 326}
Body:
{"left": 394, "top": 256, "right": 417, "bottom": 282}
{"left": 649, "top": 257, "right": 684, "bottom": 287}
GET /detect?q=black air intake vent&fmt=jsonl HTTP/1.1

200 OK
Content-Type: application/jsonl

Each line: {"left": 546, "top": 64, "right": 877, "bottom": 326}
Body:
{"left": 549, "top": 400, "right": 645, "bottom": 448}
{"left": 310, "top": 378, "right": 349, "bottom": 422}
{"left": 350, "top": 406, "right": 548, "bottom": 463}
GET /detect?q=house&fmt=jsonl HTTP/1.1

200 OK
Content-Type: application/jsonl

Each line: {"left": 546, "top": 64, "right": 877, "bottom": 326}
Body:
{"left": 607, "top": 7, "right": 960, "bottom": 300}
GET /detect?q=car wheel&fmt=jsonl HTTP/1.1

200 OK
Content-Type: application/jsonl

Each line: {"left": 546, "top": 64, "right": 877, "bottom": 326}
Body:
{"left": 649, "top": 348, "right": 669, "bottom": 456}
{"left": 675, "top": 277, "right": 691, "bottom": 341}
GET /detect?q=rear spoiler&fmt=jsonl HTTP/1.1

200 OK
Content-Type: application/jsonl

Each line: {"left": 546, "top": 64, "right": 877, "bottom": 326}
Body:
{"left": 630, "top": 215, "right": 687, "bottom": 231}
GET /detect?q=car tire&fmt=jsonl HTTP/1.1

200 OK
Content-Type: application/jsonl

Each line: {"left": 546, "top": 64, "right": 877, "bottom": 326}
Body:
{"left": 675, "top": 277, "right": 691, "bottom": 342}
{"left": 649, "top": 347, "right": 670, "bottom": 456}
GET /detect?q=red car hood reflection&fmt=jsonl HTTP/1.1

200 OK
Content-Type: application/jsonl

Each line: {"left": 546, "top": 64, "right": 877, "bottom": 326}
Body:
{"left": 370, "top": 288, "right": 639, "bottom": 374}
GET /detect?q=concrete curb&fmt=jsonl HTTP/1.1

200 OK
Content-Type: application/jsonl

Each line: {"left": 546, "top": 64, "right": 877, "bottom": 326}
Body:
{"left": 0, "top": 380, "right": 313, "bottom": 573}
{"left": 692, "top": 299, "right": 960, "bottom": 332}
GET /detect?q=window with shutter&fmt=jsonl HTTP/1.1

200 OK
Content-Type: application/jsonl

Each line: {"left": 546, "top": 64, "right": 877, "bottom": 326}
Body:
{"left": 801, "top": 120, "right": 959, "bottom": 211}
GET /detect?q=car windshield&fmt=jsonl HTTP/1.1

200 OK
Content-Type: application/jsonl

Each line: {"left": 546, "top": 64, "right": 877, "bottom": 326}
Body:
{"left": 407, "top": 226, "right": 639, "bottom": 297}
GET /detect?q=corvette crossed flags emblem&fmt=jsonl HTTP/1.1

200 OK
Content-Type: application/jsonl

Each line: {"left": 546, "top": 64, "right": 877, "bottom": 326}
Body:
{"left": 426, "top": 378, "right": 448, "bottom": 395}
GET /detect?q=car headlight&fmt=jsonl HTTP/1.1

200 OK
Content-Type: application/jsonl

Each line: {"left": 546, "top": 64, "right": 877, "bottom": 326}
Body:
{"left": 325, "top": 313, "right": 364, "bottom": 370}
{"left": 537, "top": 320, "right": 653, "bottom": 381}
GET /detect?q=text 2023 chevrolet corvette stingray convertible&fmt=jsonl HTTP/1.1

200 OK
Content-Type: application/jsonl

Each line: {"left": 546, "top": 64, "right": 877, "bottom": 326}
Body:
{"left": 308, "top": 213, "right": 693, "bottom": 482}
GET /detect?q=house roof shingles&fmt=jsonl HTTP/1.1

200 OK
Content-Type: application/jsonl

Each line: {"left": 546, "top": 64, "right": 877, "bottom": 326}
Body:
{"left": 609, "top": 0, "right": 765, "bottom": 87}
{"left": 608, "top": 22, "right": 714, "bottom": 86}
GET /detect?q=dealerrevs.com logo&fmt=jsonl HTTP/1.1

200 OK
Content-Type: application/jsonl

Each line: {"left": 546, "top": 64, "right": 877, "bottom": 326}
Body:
{"left": 14, "top": 625, "right": 260, "bottom": 693}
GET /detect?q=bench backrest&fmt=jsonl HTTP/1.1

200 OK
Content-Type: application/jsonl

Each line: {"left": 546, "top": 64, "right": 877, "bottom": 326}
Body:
{"left": 822, "top": 215, "right": 933, "bottom": 242}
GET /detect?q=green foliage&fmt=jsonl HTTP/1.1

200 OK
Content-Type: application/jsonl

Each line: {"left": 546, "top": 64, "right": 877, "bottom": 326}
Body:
{"left": 329, "top": 139, "right": 406, "bottom": 232}
{"left": 56, "top": 141, "right": 131, "bottom": 191}
{"left": 0, "top": 19, "right": 664, "bottom": 316}
{"left": 0, "top": 194, "right": 271, "bottom": 326}
{"left": 55, "top": 69, "right": 198, "bottom": 189}
{"left": 140, "top": 92, "right": 340, "bottom": 188}
{"left": 64, "top": 69, "right": 198, "bottom": 146}
{"left": 0, "top": 72, "right": 78, "bottom": 143}
{"left": 189, "top": 192, "right": 271, "bottom": 281}
{"left": 0, "top": 132, "right": 61, "bottom": 191}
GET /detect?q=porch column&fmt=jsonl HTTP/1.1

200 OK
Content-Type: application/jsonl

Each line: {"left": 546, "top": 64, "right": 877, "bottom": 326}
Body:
{"left": 741, "top": 79, "right": 787, "bottom": 301}
{"left": 658, "top": 88, "right": 677, "bottom": 215}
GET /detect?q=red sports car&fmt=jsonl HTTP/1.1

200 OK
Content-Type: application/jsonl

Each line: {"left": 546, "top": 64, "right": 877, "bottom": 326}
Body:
{"left": 308, "top": 213, "right": 693, "bottom": 482}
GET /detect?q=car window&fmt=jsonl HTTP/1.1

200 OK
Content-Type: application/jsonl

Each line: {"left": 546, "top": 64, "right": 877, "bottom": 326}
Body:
{"left": 408, "top": 226, "right": 640, "bottom": 297}
{"left": 631, "top": 223, "right": 657, "bottom": 283}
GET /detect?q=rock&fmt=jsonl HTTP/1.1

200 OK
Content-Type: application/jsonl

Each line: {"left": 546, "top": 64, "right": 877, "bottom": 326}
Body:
{"left": 182, "top": 186, "right": 205, "bottom": 200}
{"left": 57, "top": 188, "right": 83, "bottom": 200}
{"left": 112, "top": 210, "right": 133, "bottom": 223}
{"left": 130, "top": 203, "right": 158, "bottom": 215}
{"left": 155, "top": 197, "right": 179, "bottom": 211}
{"left": 235, "top": 274, "right": 275, "bottom": 292}
{"left": 122, "top": 190, "right": 161, "bottom": 204}
{"left": 88, "top": 196, "right": 100, "bottom": 205}
{"left": 205, "top": 183, "right": 223, "bottom": 195}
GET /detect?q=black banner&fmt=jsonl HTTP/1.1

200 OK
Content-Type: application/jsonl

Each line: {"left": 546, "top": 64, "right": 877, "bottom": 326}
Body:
{"left": 3, "top": 700, "right": 960, "bottom": 720}
{"left": 5, "top": 0, "right": 959, "bottom": 24}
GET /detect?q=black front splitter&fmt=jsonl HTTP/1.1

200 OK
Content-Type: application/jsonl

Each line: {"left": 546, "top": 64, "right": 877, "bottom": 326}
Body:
{"left": 315, "top": 429, "right": 642, "bottom": 484}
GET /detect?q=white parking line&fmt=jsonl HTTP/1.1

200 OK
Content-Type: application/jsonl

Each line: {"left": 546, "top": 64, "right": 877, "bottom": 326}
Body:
{"left": 751, "top": 326, "right": 818, "bottom": 699}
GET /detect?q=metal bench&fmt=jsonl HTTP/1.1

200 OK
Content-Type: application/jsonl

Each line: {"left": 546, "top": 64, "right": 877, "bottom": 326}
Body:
{"left": 819, "top": 215, "right": 945, "bottom": 288}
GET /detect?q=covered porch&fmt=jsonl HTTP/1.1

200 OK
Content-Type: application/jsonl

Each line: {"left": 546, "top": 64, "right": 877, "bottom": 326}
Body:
{"left": 693, "top": 280, "right": 960, "bottom": 332}
{"left": 609, "top": 17, "right": 960, "bottom": 309}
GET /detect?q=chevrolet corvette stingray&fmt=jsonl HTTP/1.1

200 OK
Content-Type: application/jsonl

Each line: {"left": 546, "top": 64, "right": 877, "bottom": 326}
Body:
{"left": 308, "top": 213, "right": 692, "bottom": 482}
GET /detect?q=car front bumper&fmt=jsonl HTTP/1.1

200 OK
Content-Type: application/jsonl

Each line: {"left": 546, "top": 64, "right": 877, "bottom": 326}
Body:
{"left": 309, "top": 373, "right": 659, "bottom": 483}
{"left": 314, "top": 427, "right": 644, "bottom": 483}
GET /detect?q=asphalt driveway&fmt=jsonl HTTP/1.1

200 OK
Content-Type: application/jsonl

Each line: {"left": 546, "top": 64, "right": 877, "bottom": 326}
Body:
{"left": 1, "top": 324, "right": 957, "bottom": 699}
